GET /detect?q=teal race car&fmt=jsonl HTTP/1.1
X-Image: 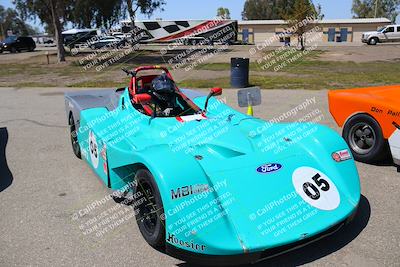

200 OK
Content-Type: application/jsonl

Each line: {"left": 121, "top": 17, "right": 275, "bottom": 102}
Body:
{"left": 65, "top": 66, "right": 361, "bottom": 265}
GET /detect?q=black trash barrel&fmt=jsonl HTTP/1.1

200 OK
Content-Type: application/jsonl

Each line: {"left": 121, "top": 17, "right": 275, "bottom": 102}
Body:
{"left": 231, "top": 57, "right": 249, "bottom": 88}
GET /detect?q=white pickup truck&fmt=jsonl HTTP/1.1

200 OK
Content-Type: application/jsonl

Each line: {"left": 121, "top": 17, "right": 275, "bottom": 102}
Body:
{"left": 362, "top": 24, "right": 400, "bottom": 45}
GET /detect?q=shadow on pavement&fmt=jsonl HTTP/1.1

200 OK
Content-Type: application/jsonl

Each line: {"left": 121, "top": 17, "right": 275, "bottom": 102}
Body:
{"left": 0, "top": 127, "right": 13, "bottom": 192}
{"left": 177, "top": 195, "right": 370, "bottom": 267}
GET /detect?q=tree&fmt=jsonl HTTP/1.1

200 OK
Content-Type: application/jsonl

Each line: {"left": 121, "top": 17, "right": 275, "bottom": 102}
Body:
{"left": 217, "top": 7, "right": 231, "bottom": 19}
{"left": 71, "top": 0, "right": 125, "bottom": 29}
{"left": 125, "top": 0, "right": 165, "bottom": 31}
{"left": 0, "top": 5, "right": 36, "bottom": 39}
{"left": 282, "top": 0, "right": 323, "bottom": 50}
{"left": 70, "top": 0, "right": 166, "bottom": 46}
{"left": 15, "top": 0, "right": 72, "bottom": 62}
{"left": 14, "top": 0, "right": 165, "bottom": 63}
{"left": 242, "top": 0, "right": 297, "bottom": 20}
{"left": 352, "top": 0, "right": 400, "bottom": 23}
{"left": 0, "top": 5, "right": 4, "bottom": 38}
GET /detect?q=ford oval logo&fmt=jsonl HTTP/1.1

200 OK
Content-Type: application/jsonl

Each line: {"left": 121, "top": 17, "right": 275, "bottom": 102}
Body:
{"left": 257, "top": 163, "right": 283, "bottom": 174}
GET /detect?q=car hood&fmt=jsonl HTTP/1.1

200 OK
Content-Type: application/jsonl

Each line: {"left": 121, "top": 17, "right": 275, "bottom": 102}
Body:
{"left": 137, "top": 115, "right": 360, "bottom": 254}
{"left": 363, "top": 31, "right": 378, "bottom": 35}
{"left": 192, "top": 121, "right": 360, "bottom": 252}
{"left": 332, "top": 85, "right": 400, "bottom": 106}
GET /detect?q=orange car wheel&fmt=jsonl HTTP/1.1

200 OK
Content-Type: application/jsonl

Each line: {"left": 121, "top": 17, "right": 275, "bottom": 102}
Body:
{"left": 343, "top": 114, "right": 390, "bottom": 163}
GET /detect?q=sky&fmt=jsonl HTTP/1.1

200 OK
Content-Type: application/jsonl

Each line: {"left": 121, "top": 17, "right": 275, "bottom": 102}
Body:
{"left": 134, "top": 0, "right": 353, "bottom": 20}
{"left": 0, "top": 0, "right": 398, "bottom": 31}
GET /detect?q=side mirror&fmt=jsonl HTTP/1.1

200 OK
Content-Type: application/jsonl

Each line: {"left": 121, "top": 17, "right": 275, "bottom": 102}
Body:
{"left": 210, "top": 87, "right": 223, "bottom": 96}
{"left": 204, "top": 87, "right": 223, "bottom": 113}
{"left": 133, "top": 93, "right": 152, "bottom": 104}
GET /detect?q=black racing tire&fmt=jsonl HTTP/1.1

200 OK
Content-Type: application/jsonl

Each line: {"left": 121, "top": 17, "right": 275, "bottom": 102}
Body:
{"left": 134, "top": 169, "right": 165, "bottom": 249}
{"left": 28, "top": 46, "right": 35, "bottom": 52}
{"left": 10, "top": 47, "right": 17, "bottom": 53}
{"left": 343, "top": 114, "right": 389, "bottom": 163}
{"left": 69, "top": 114, "right": 81, "bottom": 159}
{"left": 368, "top": 37, "right": 378, "bottom": 45}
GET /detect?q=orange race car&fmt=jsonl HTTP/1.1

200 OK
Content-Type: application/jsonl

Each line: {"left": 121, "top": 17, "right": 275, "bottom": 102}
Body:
{"left": 329, "top": 85, "right": 400, "bottom": 168}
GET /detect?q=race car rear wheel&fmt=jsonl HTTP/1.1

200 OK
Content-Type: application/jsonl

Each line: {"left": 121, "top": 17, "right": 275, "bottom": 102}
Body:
{"left": 343, "top": 114, "right": 389, "bottom": 163}
{"left": 134, "top": 169, "right": 165, "bottom": 249}
{"left": 69, "top": 114, "right": 81, "bottom": 159}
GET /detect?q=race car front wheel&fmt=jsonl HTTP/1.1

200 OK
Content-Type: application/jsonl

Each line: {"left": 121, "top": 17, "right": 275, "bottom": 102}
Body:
{"left": 69, "top": 114, "right": 81, "bottom": 159}
{"left": 134, "top": 169, "right": 165, "bottom": 249}
{"left": 343, "top": 114, "right": 389, "bottom": 163}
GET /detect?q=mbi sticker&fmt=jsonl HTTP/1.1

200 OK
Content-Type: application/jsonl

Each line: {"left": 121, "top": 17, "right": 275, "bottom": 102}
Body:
{"left": 257, "top": 163, "right": 283, "bottom": 174}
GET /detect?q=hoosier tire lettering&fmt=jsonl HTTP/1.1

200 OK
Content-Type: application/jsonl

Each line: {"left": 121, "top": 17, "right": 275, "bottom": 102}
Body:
{"left": 167, "top": 233, "right": 206, "bottom": 251}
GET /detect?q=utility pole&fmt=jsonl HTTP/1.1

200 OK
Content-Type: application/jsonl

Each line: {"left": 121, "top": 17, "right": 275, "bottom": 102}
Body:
{"left": 374, "top": 0, "right": 379, "bottom": 18}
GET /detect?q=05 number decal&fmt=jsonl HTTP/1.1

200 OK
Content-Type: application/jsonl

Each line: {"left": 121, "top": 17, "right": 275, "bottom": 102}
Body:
{"left": 293, "top": 167, "right": 340, "bottom": 211}
{"left": 312, "top": 173, "right": 330, "bottom": 191}
{"left": 302, "top": 173, "right": 330, "bottom": 200}
{"left": 303, "top": 182, "right": 320, "bottom": 200}
{"left": 88, "top": 131, "right": 99, "bottom": 169}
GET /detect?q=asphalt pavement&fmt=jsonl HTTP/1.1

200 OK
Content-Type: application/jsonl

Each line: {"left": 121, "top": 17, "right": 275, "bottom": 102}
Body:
{"left": 0, "top": 87, "right": 399, "bottom": 266}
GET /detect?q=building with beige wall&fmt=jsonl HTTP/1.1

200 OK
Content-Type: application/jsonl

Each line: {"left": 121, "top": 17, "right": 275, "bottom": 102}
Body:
{"left": 238, "top": 18, "right": 391, "bottom": 46}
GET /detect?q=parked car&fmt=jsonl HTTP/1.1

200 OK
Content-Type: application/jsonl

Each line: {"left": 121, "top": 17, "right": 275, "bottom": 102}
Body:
{"left": 111, "top": 32, "right": 132, "bottom": 39}
{"left": 62, "top": 28, "right": 98, "bottom": 49}
{"left": 43, "top": 39, "right": 54, "bottom": 44}
{"left": 362, "top": 25, "right": 400, "bottom": 45}
{"left": 89, "top": 36, "right": 126, "bottom": 50}
{"left": 183, "top": 36, "right": 214, "bottom": 46}
{"left": 329, "top": 85, "right": 400, "bottom": 167}
{"left": 0, "top": 36, "right": 36, "bottom": 53}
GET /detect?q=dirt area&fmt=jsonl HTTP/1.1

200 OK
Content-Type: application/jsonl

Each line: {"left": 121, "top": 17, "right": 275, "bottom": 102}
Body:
{"left": 0, "top": 44, "right": 399, "bottom": 89}
{"left": 2, "top": 43, "right": 399, "bottom": 65}
{"left": 317, "top": 43, "right": 400, "bottom": 62}
{"left": 0, "top": 46, "right": 56, "bottom": 63}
